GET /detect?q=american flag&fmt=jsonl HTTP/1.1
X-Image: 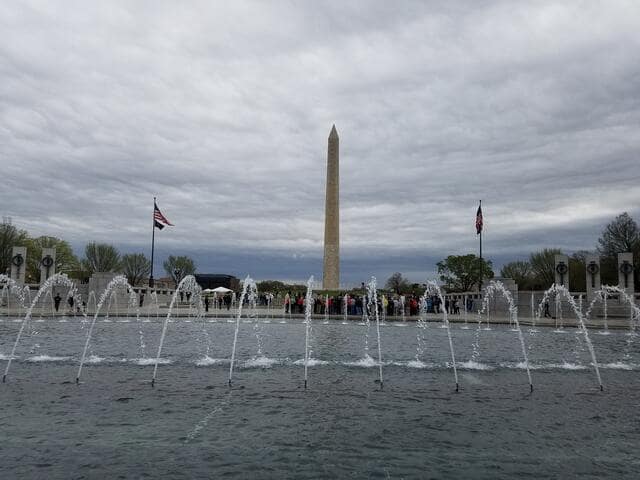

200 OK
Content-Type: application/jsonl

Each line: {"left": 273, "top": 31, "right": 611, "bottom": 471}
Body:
{"left": 475, "top": 203, "right": 483, "bottom": 235}
{"left": 154, "top": 201, "right": 173, "bottom": 229}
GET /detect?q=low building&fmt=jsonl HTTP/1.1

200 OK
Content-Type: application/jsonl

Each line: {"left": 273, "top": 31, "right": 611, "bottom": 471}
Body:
{"left": 195, "top": 274, "right": 240, "bottom": 291}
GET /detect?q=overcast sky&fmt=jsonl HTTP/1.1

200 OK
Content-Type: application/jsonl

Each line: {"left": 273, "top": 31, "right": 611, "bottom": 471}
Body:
{"left": 1, "top": 1, "right": 639, "bottom": 285}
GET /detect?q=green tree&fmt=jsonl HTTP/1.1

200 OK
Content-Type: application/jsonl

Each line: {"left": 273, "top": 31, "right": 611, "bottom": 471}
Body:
{"left": 0, "top": 222, "right": 29, "bottom": 275}
{"left": 599, "top": 256, "right": 619, "bottom": 287}
{"left": 82, "top": 242, "right": 121, "bottom": 275}
{"left": 568, "top": 250, "right": 589, "bottom": 292}
{"left": 500, "top": 261, "right": 534, "bottom": 289}
{"left": 121, "top": 253, "right": 151, "bottom": 286}
{"left": 257, "top": 280, "right": 288, "bottom": 293}
{"left": 163, "top": 255, "right": 196, "bottom": 287}
{"left": 529, "top": 248, "right": 562, "bottom": 289}
{"left": 385, "top": 272, "right": 410, "bottom": 294}
{"left": 25, "top": 236, "right": 79, "bottom": 283}
{"left": 437, "top": 254, "right": 493, "bottom": 292}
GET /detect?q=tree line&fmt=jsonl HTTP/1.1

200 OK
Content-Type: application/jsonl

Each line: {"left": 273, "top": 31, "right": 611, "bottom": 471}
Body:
{"left": 0, "top": 222, "right": 195, "bottom": 287}
{"left": 3, "top": 211, "right": 637, "bottom": 292}
{"left": 500, "top": 212, "right": 640, "bottom": 291}
{"left": 387, "top": 212, "right": 640, "bottom": 293}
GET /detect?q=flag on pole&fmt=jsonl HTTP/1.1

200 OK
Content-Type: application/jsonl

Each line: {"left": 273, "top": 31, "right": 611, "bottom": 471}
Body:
{"left": 475, "top": 203, "right": 483, "bottom": 234}
{"left": 154, "top": 201, "right": 173, "bottom": 229}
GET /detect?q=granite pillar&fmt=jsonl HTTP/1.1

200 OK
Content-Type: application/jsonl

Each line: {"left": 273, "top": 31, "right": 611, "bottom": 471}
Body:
{"left": 554, "top": 254, "right": 569, "bottom": 289}
{"left": 585, "top": 254, "right": 601, "bottom": 301}
{"left": 10, "top": 246, "right": 26, "bottom": 286}
{"left": 617, "top": 252, "right": 634, "bottom": 293}
{"left": 40, "top": 247, "right": 56, "bottom": 285}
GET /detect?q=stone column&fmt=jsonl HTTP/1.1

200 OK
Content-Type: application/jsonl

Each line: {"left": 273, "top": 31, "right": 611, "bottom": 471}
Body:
{"left": 323, "top": 125, "right": 340, "bottom": 290}
{"left": 585, "top": 254, "right": 601, "bottom": 301}
{"left": 618, "top": 252, "right": 634, "bottom": 293}
{"left": 40, "top": 247, "right": 56, "bottom": 285}
{"left": 554, "top": 254, "right": 569, "bottom": 289}
{"left": 10, "top": 246, "right": 26, "bottom": 286}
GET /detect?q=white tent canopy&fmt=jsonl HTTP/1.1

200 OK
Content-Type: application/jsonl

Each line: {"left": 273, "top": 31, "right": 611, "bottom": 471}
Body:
{"left": 203, "top": 286, "right": 233, "bottom": 294}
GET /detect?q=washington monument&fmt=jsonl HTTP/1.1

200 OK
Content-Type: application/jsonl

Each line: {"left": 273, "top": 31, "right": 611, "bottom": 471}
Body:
{"left": 323, "top": 125, "right": 340, "bottom": 289}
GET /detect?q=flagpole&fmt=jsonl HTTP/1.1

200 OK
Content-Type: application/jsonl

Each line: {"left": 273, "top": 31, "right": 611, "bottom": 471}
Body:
{"left": 478, "top": 199, "right": 483, "bottom": 293}
{"left": 149, "top": 196, "right": 156, "bottom": 288}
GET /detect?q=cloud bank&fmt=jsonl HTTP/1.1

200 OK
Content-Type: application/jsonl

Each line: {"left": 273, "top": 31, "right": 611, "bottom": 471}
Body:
{"left": 1, "top": 1, "right": 639, "bottom": 283}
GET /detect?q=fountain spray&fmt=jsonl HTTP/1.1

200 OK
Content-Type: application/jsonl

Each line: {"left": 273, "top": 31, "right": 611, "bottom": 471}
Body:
{"left": 228, "top": 276, "right": 256, "bottom": 387}
{"left": 324, "top": 294, "right": 329, "bottom": 323}
{"left": 367, "top": 277, "right": 384, "bottom": 390}
{"left": 483, "top": 281, "right": 533, "bottom": 392}
{"left": 538, "top": 284, "right": 605, "bottom": 391}
{"left": 3, "top": 274, "right": 78, "bottom": 383}
{"left": 151, "top": 275, "right": 202, "bottom": 387}
{"left": 424, "top": 281, "right": 459, "bottom": 392}
{"left": 303, "top": 276, "right": 314, "bottom": 389}
{"left": 343, "top": 294, "right": 348, "bottom": 322}
{"left": 78, "top": 276, "right": 137, "bottom": 384}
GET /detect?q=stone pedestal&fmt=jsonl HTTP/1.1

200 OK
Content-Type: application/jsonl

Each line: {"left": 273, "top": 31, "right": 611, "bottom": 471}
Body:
{"left": 585, "top": 254, "right": 601, "bottom": 301}
{"left": 40, "top": 247, "right": 56, "bottom": 285}
{"left": 554, "top": 254, "right": 569, "bottom": 289}
{"left": 10, "top": 246, "right": 26, "bottom": 285}
{"left": 88, "top": 272, "right": 117, "bottom": 298}
{"left": 492, "top": 277, "right": 518, "bottom": 313}
{"left": 617, "top": 252, "right": 634, "bottom": 293}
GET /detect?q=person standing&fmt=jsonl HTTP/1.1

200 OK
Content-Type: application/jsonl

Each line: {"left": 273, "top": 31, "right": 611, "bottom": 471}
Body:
{"left": 204, "top": 296, "right": 210, "bottom": 312}
{"left": 410, "top": 297, "right": 418, "bottom": 316}
{"left": 54, "top": 293, "right": 62, "bottom": 312}
{"left": 297, "top": 295, "right": 304, "bottom": 314}
{"left": 284, "top": 292, "right": 291, "bottom": 314}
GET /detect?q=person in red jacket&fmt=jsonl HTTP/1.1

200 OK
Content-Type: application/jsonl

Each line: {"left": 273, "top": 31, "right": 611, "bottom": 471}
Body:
{"left": 297, "top": 295, "right": 304, "bottom": 313}
{"left": 410, "top": 297, "right": 418, "bottom": 316}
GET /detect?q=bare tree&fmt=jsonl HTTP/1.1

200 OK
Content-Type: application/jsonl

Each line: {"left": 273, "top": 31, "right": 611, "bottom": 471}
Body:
{"left": 500, "top": 261, "right": 533, "bottom": 289}
{"left": 121, "top": 253, "right": 151, "bottom": 286}
{"left": 82, "top": 242, "right": 121, "bottom": 274}
{"left": 597, "top": 212, "right": 640, "bottom": 257}
{"left": 529, "top": 248, "right": 562, "bottom": 289}
{"left": 163, "top": 255, "right": 196, "bottom": 287}
{"left": 597, "top": 212, "right": 640, "bottom": 287}
{"left": 385, "top": 272, "right": 410, "bottom": 294}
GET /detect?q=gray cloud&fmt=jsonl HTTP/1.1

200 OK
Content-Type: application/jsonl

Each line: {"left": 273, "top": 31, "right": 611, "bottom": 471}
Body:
{"left": 1, "top": 1, "right": 639, "bottom": 284}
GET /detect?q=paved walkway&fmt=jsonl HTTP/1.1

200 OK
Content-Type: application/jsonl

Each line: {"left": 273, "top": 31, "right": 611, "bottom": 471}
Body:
{"left": 0, "top": 307, "right": 635, "bottom": 330}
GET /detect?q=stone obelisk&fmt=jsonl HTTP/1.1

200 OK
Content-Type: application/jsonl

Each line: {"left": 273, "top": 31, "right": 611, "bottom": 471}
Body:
{"left": 323, "top": 125, "right": 340, "bottom": 290}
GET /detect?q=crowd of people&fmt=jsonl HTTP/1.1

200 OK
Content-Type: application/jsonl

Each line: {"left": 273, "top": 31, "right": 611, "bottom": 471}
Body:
{"left": 203, "top": 293, "right": 234, "bottom": 312}
{"left": 44, "top": 288, "right": 477, "bottom": 317}
{"left": 278, "top": 292, "right": 476, "bottom": 317}
{"left": 193, "top": 287, "right": 481, "bottom": 317}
